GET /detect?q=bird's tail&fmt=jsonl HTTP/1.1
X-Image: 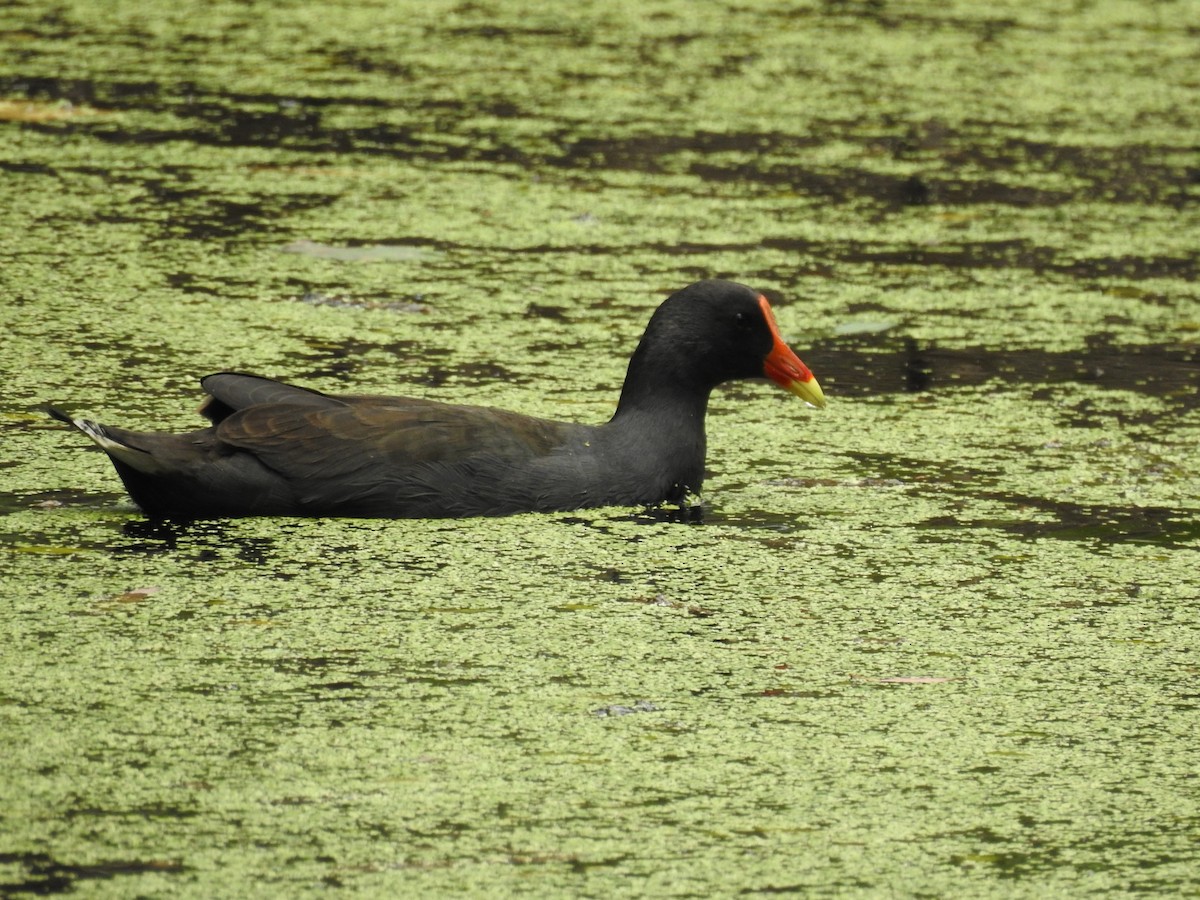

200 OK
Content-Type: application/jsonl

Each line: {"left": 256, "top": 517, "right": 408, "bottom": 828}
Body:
{"left": 47, "top": 407, "right": 165, "bottom": 473}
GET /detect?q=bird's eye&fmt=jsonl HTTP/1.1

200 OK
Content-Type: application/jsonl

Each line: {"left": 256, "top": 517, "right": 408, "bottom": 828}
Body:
{"left": 733, "top": 311, "right": 752, "bottom": 330}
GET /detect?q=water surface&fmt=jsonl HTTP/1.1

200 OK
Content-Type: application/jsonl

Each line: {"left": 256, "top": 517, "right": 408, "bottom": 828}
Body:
{"left": 1, "top": 0, "right": 1198, "bottom": 896}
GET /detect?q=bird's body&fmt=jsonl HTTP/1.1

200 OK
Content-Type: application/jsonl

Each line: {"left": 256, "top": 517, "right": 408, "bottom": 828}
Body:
{"left": 50, "top": 280, "right": 825, "bottom": 519}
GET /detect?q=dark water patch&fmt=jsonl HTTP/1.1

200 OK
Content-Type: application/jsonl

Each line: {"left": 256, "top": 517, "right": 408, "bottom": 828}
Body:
{"left": 295, "top": 289, "right": 432, "bottom": 314}
{"left": 808, "top": 335, "right": 1200, "bottom": 402}
{"left": 281, "top": 239, "right": 443, "bottom": 264}
{"left": 444, "top": 23, "right": 589, "bottom": 41}
{"left": 698, "top": 162, "right": 1074, "bottom": 208}
{"left": 416, "top": 361, "right": 534, "bottom": 389}
{"left": 281, "top": 336, "right": 424, "bottom": 382}
{"left": 0, "top": 159, "right": 56, "bottom": 175}
{"left": 540, "top": 125, "right": 1192, "bottom": 209}
{"left": 181, "top": 97, "right": 327, "bottom": 147}
{"left": 294, "top": 335, "right": 423, "bottom": 360}
{"left": 6, "top": 75, "right": 1193, "bottom": 216}
{"left": 949, "top": 847, "right": 1063, "bottom": 880}
{"left": 0, "top": 75, "right": 165, "bottom": 108}
{"left": 64, "top": 802, "right": 198, "bottom": 821}
{"left": 566, "top": 503, "right": 811, "bottom": 534}
{"left": 764, "top": 237, "right": 1199, "bottom": 282}
{"left": 701, "top": 507, "right": 806, "bottom": 533}
{"left": 165, "top": 271, "right": 262, "bottom": 296}
{"left": 952, "top": 137, "right": 1196, "bottom": 207}
{"left": 0, "top": 852, "right": 189, "bottom": 895}
{"left": 920, "top": 494, "right": 1198, "bottom": 548}
{"left": 550, "top": 131, "right": 822, "bottom": 173}
{"left": 548, "top": 127, "right": 1192, "bottom": 209}
{"left": 324, "top": 48, "right": 416, "bottom": 79}
{"left": 0, "top": 488, "right": 125, "bottom": 516}
{"left": 796, "top": 2, "right": 1023, "bottom": 34}
{"left": 1, "top": 73, "right": 375, "bottom": 115}
{"left": 283, "top": 275, "right": 439, "bottom": 315}
{"left": 52, "top": 103, "right": 444, "bottom": 162}
{"left": 19, "top": 158, "right": 341, "bottom": 242}
{"left": 145, "top": 197, "right": 283, "bottom": 242}
{"left": 311, "top": 680, "right": 365, "bottom": 694}
{"left": 392, "top": 232, "right": 1194, "bottom": 287}
{"left": 824, "top": 453, "right": 1198, "bottom": 547}
{"left": 608, "top": 505, "right": 706, "bottom": 526}
{"left": 524, "top": 303, "right": 571, "bottom": 320}
{"left": 271, "top": 654, "right": 360, "bottom": 677}
{"left": 693, "top": 134, "right": 1193, "bottom": 207}
{"left": 527, "top": 340, "right": 578, "bottom": 355}
{"left": 122, "top": 177, "right": 336, "bottom": 242}
{"left": 404, "top": 673, "right": 490, "bottom": 688}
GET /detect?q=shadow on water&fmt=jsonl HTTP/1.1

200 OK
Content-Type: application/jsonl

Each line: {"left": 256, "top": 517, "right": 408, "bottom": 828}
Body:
{"left": 114, "top": 518, "right": 279, "bottom": 564}
{"left": 0, "top": 498, "right": 283, "bottom": 563}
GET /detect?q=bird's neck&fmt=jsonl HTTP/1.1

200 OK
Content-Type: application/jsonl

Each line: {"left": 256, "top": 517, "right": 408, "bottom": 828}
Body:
{"left": 609, "top": 382, "right": 710, "bottom": 431}
{"left": 603, "top": 360, "right": 711, "bottom": 496}
{"left": 609, "top": 338, "right": 712, "bottom": 426}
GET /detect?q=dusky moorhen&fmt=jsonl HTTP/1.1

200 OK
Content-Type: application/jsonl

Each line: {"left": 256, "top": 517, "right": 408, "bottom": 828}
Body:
{"left": 50, "top": 280, "right": 825, "bottom": 518}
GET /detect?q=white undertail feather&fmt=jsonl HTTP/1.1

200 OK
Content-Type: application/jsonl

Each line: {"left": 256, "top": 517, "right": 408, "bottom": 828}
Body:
{"left": 70, "top": 418, "right": 168, "bottom": 474}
